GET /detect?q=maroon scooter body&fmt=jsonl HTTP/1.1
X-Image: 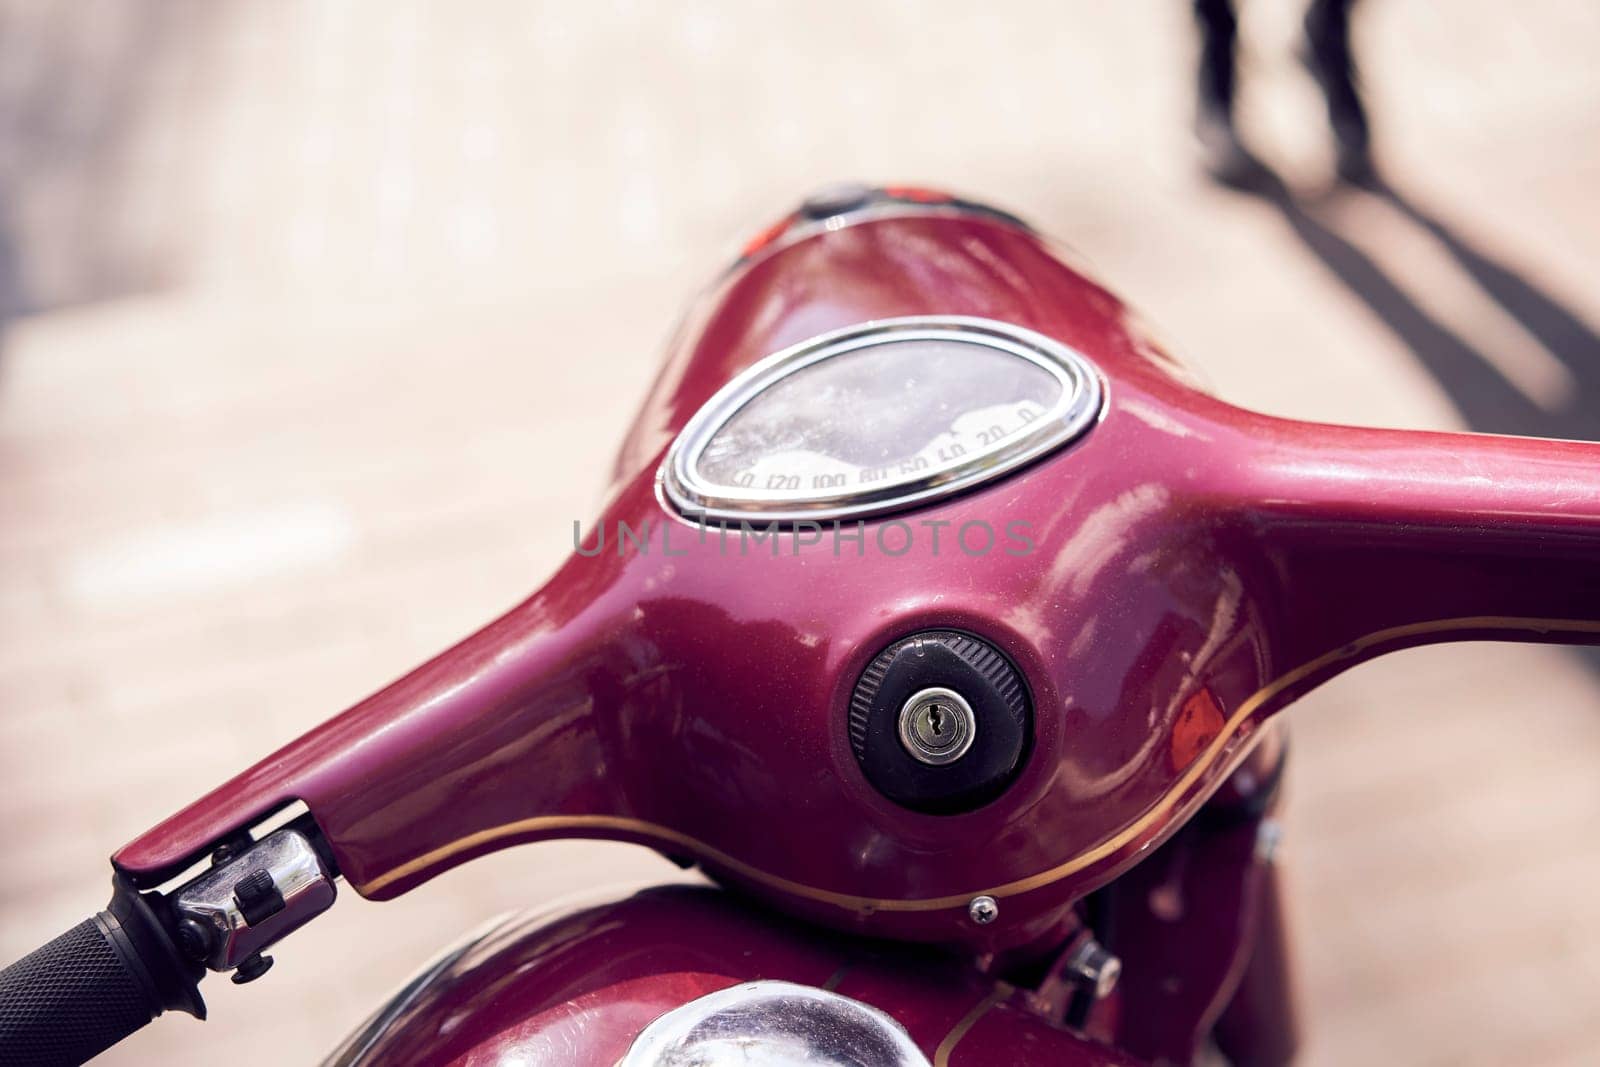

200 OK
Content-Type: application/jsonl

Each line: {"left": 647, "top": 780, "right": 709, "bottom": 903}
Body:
{"left": 323, "top": 884, "right": 1145, "bottom": 1067}
{"left": 321, "top": 764, "right": 1296, "bottom": 1066}
{"left": 102, "top": 188, "right": 1600, "bottom": 1062}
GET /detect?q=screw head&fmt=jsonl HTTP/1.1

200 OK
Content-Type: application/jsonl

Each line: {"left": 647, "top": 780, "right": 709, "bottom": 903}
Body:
{"left": 967, "top": 895, "right": 999, "bottom": 925}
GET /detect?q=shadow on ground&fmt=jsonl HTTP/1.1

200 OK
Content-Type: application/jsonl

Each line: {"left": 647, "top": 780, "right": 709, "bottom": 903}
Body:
{"left": 1252, "top": 170, "right": 1600, "bottom": 440}
{"left": 1236, "top": 161, "right": 1600, "bottom": 671}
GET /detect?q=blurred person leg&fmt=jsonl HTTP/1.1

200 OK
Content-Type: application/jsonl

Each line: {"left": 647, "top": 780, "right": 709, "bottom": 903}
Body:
{"left": 1192, "top": 0, "right": 1265, "bottom": 186}
{"left": 1301, "top": 0, "right": 1375, "bottom": 183}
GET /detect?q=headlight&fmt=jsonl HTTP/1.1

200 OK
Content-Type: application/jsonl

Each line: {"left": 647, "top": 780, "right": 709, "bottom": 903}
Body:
{"left": 621, "top": 981, "right": 931, "bottom": 1067}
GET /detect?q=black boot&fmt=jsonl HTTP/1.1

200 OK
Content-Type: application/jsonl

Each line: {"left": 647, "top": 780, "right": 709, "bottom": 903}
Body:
{"left": 1193, "top": 0, "right": 1265, "bottom": 187}
{"left": 1302, "top": 0, "right": 1375, "bottom": 184}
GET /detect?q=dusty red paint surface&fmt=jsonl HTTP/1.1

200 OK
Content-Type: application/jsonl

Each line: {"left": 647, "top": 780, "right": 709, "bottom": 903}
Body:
{"left": 116, "top": 197, "right": 1600, "bottom": 964}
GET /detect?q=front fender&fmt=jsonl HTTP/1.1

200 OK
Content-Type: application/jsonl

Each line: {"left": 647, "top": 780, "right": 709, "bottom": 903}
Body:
{"left": 324, "top": 883, "right": 1141, "bottom": 1067}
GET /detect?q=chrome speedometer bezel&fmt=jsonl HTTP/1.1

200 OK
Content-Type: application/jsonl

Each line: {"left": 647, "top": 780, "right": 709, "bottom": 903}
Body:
{"left": 660, "top": 315, "right": 1105, "bottom": 523}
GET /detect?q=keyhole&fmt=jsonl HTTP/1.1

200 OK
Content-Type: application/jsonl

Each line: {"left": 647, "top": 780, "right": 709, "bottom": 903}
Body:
{"left": 898, "top": 688, "right": 976, "bottom": 766}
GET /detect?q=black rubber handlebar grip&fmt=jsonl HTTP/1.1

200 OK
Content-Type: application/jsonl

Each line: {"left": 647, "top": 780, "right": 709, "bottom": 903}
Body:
{"left": 0, "top": 913, "right": 164, "bottom": 1066}
{"left": 0, "top": 879, "right": 204, "bottom": 1067}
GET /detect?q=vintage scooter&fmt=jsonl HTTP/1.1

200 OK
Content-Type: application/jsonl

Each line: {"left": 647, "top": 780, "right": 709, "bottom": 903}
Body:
{"left": 3, "top": 185, "right": 1598, "bottom": 1066}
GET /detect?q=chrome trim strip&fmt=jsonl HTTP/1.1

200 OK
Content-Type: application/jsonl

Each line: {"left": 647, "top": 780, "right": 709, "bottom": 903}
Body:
{"left": 661, "top": 316, "right": 1105, "bottom": 524}
{"left": 734, "top": 196, "right": 1036, "bottom": 270}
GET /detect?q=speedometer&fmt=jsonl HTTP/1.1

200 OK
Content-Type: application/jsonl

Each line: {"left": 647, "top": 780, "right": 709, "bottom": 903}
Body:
{"left": 661, "top": 316, "right": 1104, "bottom": 523}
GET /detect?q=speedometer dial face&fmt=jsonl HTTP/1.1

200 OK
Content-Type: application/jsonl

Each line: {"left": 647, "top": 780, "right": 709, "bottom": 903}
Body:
{"left": 662, "top": 317, "right": 1104, "bottom": 522}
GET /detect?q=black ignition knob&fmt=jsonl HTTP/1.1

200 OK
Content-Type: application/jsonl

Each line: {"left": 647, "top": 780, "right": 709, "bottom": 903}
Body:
{"left": 848, "top": 630, "right": 1032, "bottom": 814}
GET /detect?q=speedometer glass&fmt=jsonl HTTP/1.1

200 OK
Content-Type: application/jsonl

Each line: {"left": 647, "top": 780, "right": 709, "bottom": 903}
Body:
{"left": 662, "top": 316, "right": 1104, "bottom": 522}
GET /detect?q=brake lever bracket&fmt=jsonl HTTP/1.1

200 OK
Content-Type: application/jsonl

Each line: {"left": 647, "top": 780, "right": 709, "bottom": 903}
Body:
{"left": 170, "top": 827, "right": 338, "bottom": 978}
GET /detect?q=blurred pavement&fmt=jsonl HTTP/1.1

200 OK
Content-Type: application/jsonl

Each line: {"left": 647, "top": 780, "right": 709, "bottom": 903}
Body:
{"left": 1, "top": 2, "right": 1599, "bottom": 1064}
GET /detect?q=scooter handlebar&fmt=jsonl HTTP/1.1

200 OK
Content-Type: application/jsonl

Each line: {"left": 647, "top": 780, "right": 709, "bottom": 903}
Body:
{"left": 0, "top": 883, "right": 204, "bottom": 1067}
{"left": 0, "top": 914, "right": 163, "bottom": 1066}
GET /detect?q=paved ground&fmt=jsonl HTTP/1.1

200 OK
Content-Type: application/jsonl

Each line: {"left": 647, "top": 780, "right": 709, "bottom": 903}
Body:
{"left": 2, "top": 1, "right": 1599, "bottom": 1064}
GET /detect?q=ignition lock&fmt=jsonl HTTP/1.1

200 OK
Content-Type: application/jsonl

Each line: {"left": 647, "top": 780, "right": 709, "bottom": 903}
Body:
{"left": 848, "top": 631, "right": 1031, "bottom": 813}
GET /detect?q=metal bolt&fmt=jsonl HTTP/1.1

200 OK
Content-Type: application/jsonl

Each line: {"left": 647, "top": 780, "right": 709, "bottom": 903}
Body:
{"left": 1255, "top": 819, "right": 1284, "bottom": 865}
{"left": 175, "top": 918, "right": 213, "bottom": 962}
{"left": 1065, "top": 938, "right": 1122, "bottom": 999}
{"left": 209, "top": 833, "right": 253, "bottom": 867}
{"left": 967, "top": 895, "right": 999, "bottom": 925}
{"left": 230, "top": 952, "right": 274, "bottom": 985}
{"left": 898, "top": 687, "right": 976, "bottom": 766}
